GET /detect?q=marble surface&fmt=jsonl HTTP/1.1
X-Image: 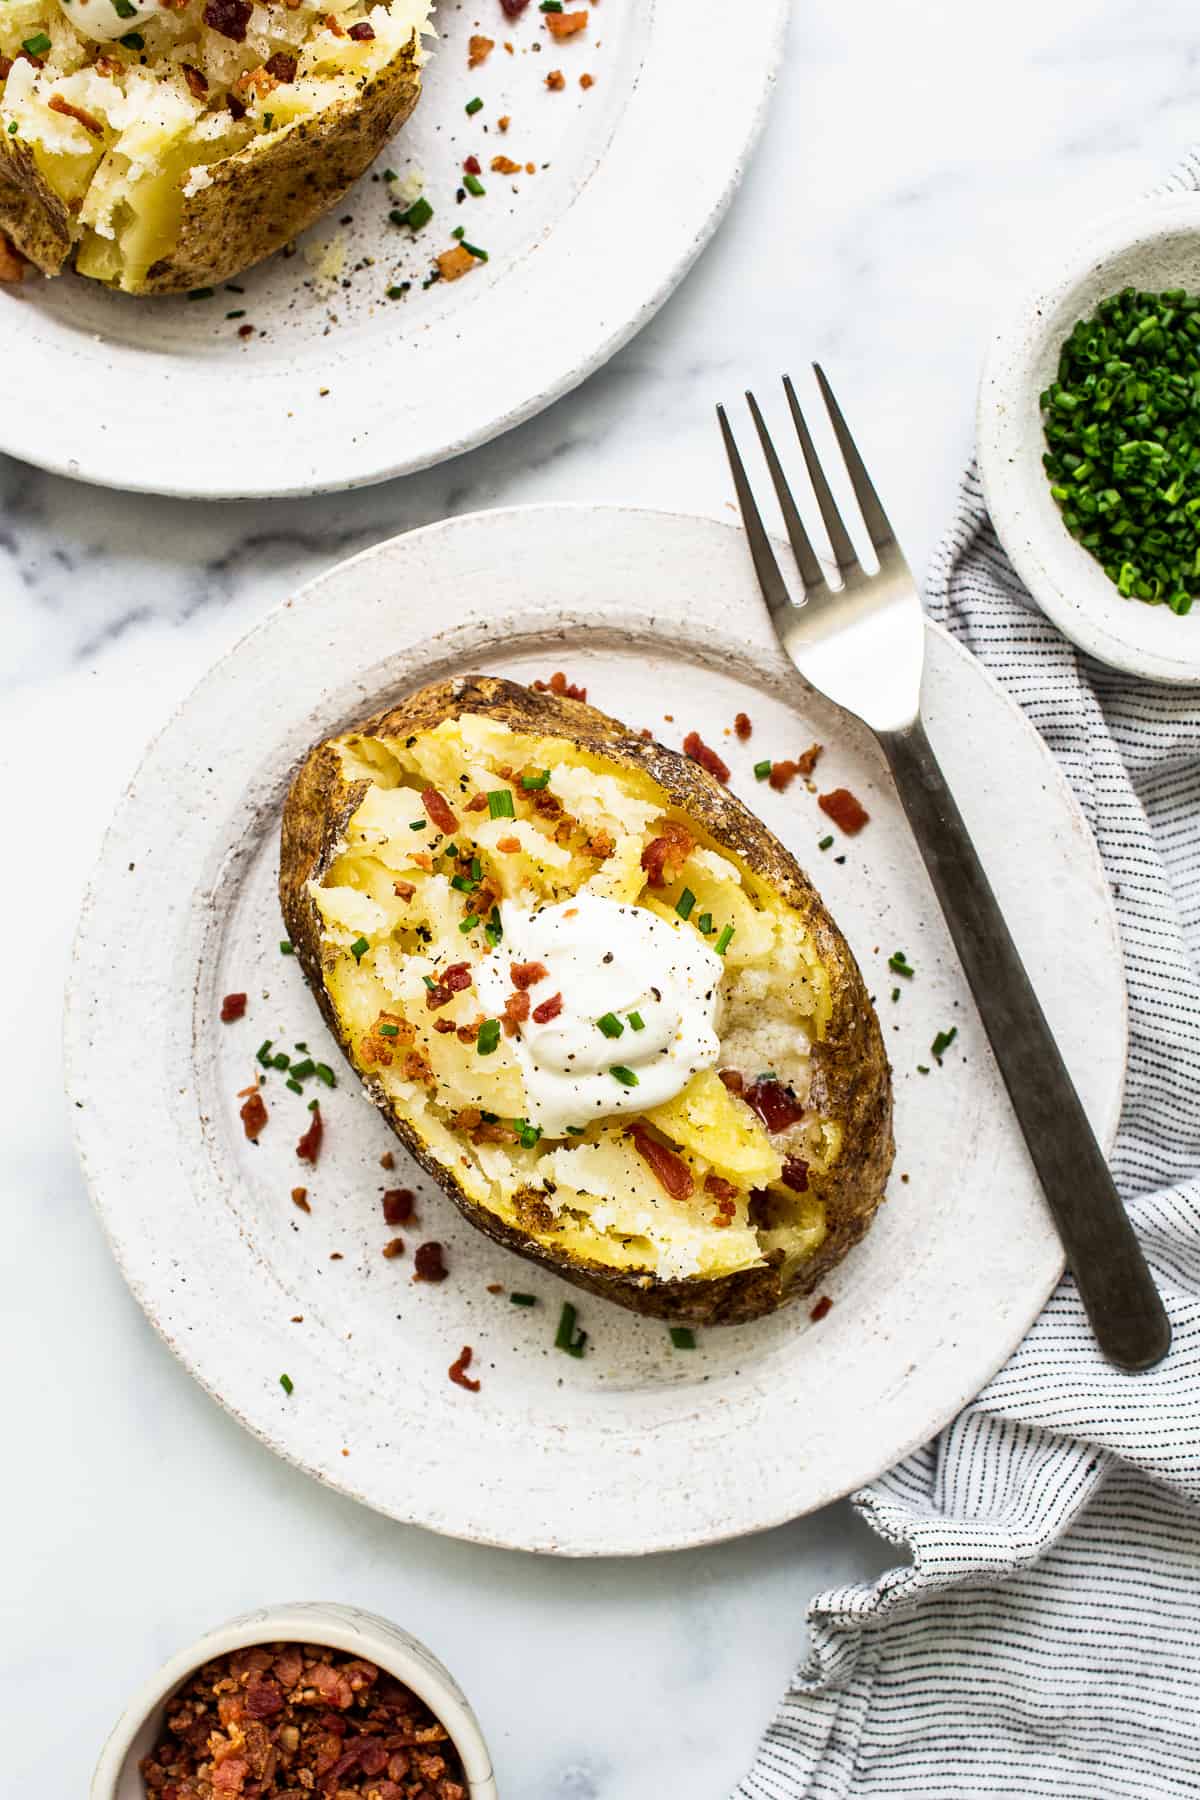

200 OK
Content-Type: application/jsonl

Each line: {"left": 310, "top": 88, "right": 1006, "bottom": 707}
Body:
{"left": 1, "top": 1, "right": 1190, "bottom": 1792}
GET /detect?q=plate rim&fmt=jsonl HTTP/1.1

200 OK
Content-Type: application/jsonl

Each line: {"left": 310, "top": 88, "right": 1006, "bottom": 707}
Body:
{"left": 64, "top": 503, "right": 1128, "bottom": 1554}
{"left": 0, "top": 1, "right": 790, "bottom": 500}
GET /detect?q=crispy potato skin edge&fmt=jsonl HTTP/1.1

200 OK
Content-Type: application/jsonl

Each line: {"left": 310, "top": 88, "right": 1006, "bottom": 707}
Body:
{"left": 280, "top": 675, "right": 895, "bottom": 1326}
{"left": 0, "top": 35, "right": 420, "bottom": 293}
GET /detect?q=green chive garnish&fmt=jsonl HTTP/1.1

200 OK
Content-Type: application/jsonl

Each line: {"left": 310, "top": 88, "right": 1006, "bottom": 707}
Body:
{"left": 408, "top": 818, "right": 426, "bottom": 830}
{"left": 451, "top": 225, "right": 465, "bottom": 240}
{"left": 888, "top": 951, "right": 915, "bottom": 978}
{"left": 280, "top": 939, "right": 294, "bottom": 954}
{"left": 541, "top": 1, "right": 564, "bottom": 9}
{"left": 262, "top": 111, "right": 273, "bottom": 130}
{"left": 818, "top": 835, "right": 834, "bottom": 851}
{"left": 227, "top": 309, "right": 246, "bottom": 320}
{"left": 610, "top": 1065, "right": 639, "bottom": 1088}
{"left": 477, "top": 1018, "right": 501, "bottom": 1055}
{"left": 450, "top": 874, "right": 479, "bottom": 893}
{"left": 461, "top": 241, "right": 489, "bottom": 262}
{"left": 393, "top": 195, "right": 432, "bottom": 230}
{"left": 488, "top": 789, "right": 515, "bottom": 819}
{"left": 485, "top": 910, "right": 503, "bottom": 948}
{"left": 917, "top": 1064, "right": 931, "bottom": 1075}
{"left": 272, "top": 1052, "right": 290, "bottom": 1070}
{"left": 714, "top": 925, "right": 734, "bottom": 955}
{"left": 510, "top": 1292, "right": 537, "bottom": 1306}
{"left": 669, "top": 1327, "right": 696, "bottom": 1350}
{"left": 675, "top": 887, "right": 696, "bottom": 920}
{"left": 460, "top": 913, "right": 480, "bottom": 934}
{"left": 386, "top": 284, "right": 409, "bottom": 300}
{"left": 465, "top": 95, "right": 483, "bottom": 114}
{"left": 697, "top": 913, "right": 713, "bottom": 935}
{"left": 279, "top": 1372, "right": 294, "bottom": 1394}
{"left": 566, "top": 1125, "right": 585, "bottom": 1135}
{"left": 256, "top": 1039, "right": 273, "bottom": 1066}
{"left": 7, "top": 124, "right": 18, "bottom": 136}
{"left": 377, "top": 1026, "right": 399, "bottom": 1041}
{"left": 753, "top": 759, "right": 772, "bottom": 780}
{"left": 22, "top": 29, "right": 51, "bottom": 50}
{"left": 188, "top": 287, "right": 214, "bottom": 300}
{"left": 120, "top": 30, "right": 144, "bottom": 47}
{"left": 286, "top": 1078, "right": 302, "bottom": 1094}
{"left": 521, "top": 769, "right": 550, "bottom": 789}
{"left": 470, "top": 857, "right": 482, "bottom": 880}
{"left": 931, "top": 1027, "right": 958, "bottom": 1062}
{"left": 315, "top": 1063, "right": 336, "bottom": 1088}
{"left": 554, "top": 1301, "right": 587, "bottom": 1357}
{"left": 290, "top": 1058, "right": 316, "bottom": 1078}
{"left": 350, "top": 936, "right": 369, "bottom": 962}
{"left": 597, "top": 1012, "right": 624, "bottom": 1039}
{"left": 627, "top": 1011, "right": 645, "bottom": 1032}
{"left": 891, "top": 987, "right": 900, "bottom": 1002}
{"left": 464, "top": 173, "right": 485, "bottom": 197}
{"left": 518, "top": 1122, "right": 541, "bottom": 1148}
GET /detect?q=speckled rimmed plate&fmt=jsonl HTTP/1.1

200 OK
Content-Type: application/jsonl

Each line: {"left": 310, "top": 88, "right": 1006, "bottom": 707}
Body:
{"left": 65, "top": 504, "right": 1126, "bottom": 1556}
{"left": 979, "top": 193, "right": 1200, "bottom": 684}
{"left": 0, "top": 0, "right": 787, "bottom": 500}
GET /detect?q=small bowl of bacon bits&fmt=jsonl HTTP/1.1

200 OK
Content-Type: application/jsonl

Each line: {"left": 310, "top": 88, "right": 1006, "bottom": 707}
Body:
{"left": 90, "top": 1601, "right": 497, "bottom": 1800}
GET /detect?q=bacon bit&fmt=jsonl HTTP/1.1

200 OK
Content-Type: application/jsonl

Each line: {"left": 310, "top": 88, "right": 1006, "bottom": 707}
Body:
{"left": 465, "top": 792, "right": 489, "bottom": 813}
{"left": 452, "top": 1107, "right": 483, "bottom": 1132}
{"left": 449, "top": 1345, "right": 480, "bottom": 1391}
{"left": 718, "top": 1067, "right": 745, "bottom": 1095}
{"left": 496, "top": 834, "right": 521, "bottom": 853}
{"left": 782, "top": 1156, "right": 809, "bottom": 1193}
{"left": 499, "top": 0, "right": 529, "bottom": 15}
{"left": 203, "top": 0, "right": 253, "bottom": 40}
{"left": 437, "top": 245, "right": 478, "bottom": 282}
{"left": 704, "top": 1173, "right": 738, "bottom": 1200}
{"left": 584, "top": 828, "right": 615, "bottom": 859}
{"left": 296, "top": 1103, "right": 323, "bottom": 1164}
{"left": 511, "top": 960, "right": 548, "bottom": 990}
{"left": 683, "top": 730, "right": 731, "bottom": 785}
{"left": 533, "top": 789, "right": 563, "bottom": 819}
{"left": 48, "top": 94, "right": 105, "bottom": 137}
{"left": 181, "top": 61, "right": 209, "bottom": 97}
{"left": 240, "top": 1091, "right": 268, "bottom": 1141}
{"left": 425, "top": 982, "right": 453, "bottom": 1012}
{"left": 580, "top": 71, "right": 594, "bottom": 88}
{"left": 711, "top": 1197, "right": 737, "bottom": 1227}
{"left": 94, "top": 55, "right": 123, "bottom": 76}
{"left": 347, "top": 19, "right": 375, "bottom": 37}
{"left": 236, "top": 1080, "right": 261, "bottom": 1099}
{"left": 392, "top": 877, "right": 416, "bottom": 900}
{"left": 382, "top": 1236, "right": 405, "bottom": 1259}
{"left": 414, "top": 1241, "right": 447, "bottom": 1282}
{"left": 810, "top": 1295, "right": 833, "bottom": 1322}
{"left": 819, "top": 787, "right": 870, "bottom": 835}
{"left": 380, "top": 1150, "right": 395, "bottom": 1170}
{"left": 491, "top": 154, "right": 521, "bottom": 175}
{"left": 456, "top": 1019, "right": 484, "bottom": 1044}
{"left": 743, "top": 1078, "right": 804, "bottom": 1134}
{"left": 399, "top": 1047, "right": 435, "bottom": 1086}
{"left": 533, "top": 670, "right": 587, "bottom": 701}
{"left": 264, "top": 49, "right": 298, "bottom": 80}
{"left": 463, "top": 153, "right": 482, "bottom": 176}
{"left": 531, "top": 991, "right": 563, "bottom": 1025}
{"left": 0, "top": 56, "right": 12, "bottom": 80}
{"left": 734, "top": 711, "right": 752, "bottom": 741}
{"left": 630, "top": 1125, "right": 694, "bottom": 1202}
{"left": 502, "top": 989, "right": 530, "bottom": 1037}
{"left": 546, "top": 9, "right": 587, "bottom": 36}
{"left": 433, "top": 1016, "right": 456, "bottom": 1033}
{"left": 639, "top": 726, "right": 654, "bottom": 741}
{"left": 640, "top": 820, "right": 694, "bottom": 887}
{"left": 444, "top": 962, "right": 473, "bottom": 993}
{"left": 498, "top": 111, "right": 511, "bottom": 129}
{"left": 323, "top": 10, "right": 346, "bottom": 31}
{"left": 545, "top": 67, "right": 565, "bottom": 88}
{"left": 383, "top": 1188, "right": 414, "bottom": 1225}
{"left": 411, "top": 851, "right": 434, "bottom": 872}
{"left": 291, "top": 1186, "right": 310, "bottom": 1213}
{"left": 220, "top": 992, "right": 248, "bottom": 1023}
{"left": 420, "top": 786, "right": 457, "bottom": 834}
{"left": 227, "top": 92, "right": 247, "bottom": 120}
{"left": 796, "top": 743, "right": 823, "bottom": 777}
{"left": 468, "top": 32, "right": 494, "bottom": 65}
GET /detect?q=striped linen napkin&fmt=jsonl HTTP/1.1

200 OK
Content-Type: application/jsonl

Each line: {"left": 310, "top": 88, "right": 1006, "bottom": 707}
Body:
{"left": 734, "top": 454, "right": 1200, "bottom": 1799}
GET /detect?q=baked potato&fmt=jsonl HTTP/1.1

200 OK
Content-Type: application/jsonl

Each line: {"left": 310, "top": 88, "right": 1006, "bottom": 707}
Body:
{"left": 0, "top": 0, "right": 429, "bottom": 292}
{"left": 280, "top": 676, "right": 894, "bottom": 1326}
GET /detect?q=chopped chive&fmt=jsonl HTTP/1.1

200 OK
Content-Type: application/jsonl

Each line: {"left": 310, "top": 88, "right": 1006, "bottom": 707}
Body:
{"left": 596, "top": 1012, "right": 624, "bottom": 1039}
{"left": 350, "top": 936, "right": 369, "bottom": 962}
{"left": 256, "top": 1039, "right": 273, "bottom": 1067}
{"left": 697, "top": 912, "right": 713, "bottom": 935}
{"left": 891, "top": 987, "right": 900, "bottom": 1002}
{"left": 188, "top": 287, "right": 214, "bottom": 300}
{"left": 510, "top": 1292, "right": 537, "bottom": 1306}
{"left": 227, "top": 309, "right": 246, "bottom": 320}
{"left": 314, "top": 1063, "right": 336, "bottom": 1088}
{"left": 470, "top": 856, "right": 482, "bottom": 880}
{"left": 461, "top": 241, "right": 489, "bottom": 262}
{"left": 714, "top": 924, "right": 735, "bottom": 955}
{"left": 753, "top": 759, "right": 772, "bottom": 780}
{"left": 818, "top": 835, "right": 834, "bottom": 851}
{"left": 521, "top": 769, "right": 551, "bottom": 789}
{"left": 450, "top": 874, "right": 479, "bottom": 893}
{"left": 477, "top": 1018, "right": 501, "bottom": 1055}
{"left": 675, "top": 887, "right": 696, "bottom": 920}
{"left": 119, "top": 30, "right": 144, "bottom": 47}
{"left": 484, "top": 910, "right": 503, "bottom": 948}
{"left": 279, "top": 1372, "right": 294, "bottom": 1395}
{"left": 386, "top": 284, "right": 410, "bottom": 300}
{"left": 307, "top": 1098, "right": 318, "bottom": 1111}
{"left": 280, "top": 939, "right": 294, "bottom": 954}
{"left": 460, "top": 913, "right": 480, "bottom": 934}
{"left": 463, "top": 173, "right": 485, "bottom": 196}
{"left": 262, "top": 111, "right": 273, "bottom": 130}
{"left": 488, "top": 789, "right": 515, "bottom": 819}
{"left": 540, "top": 1, "right": 564, "bottom": 9}
{"left": 7, "top": 123, "right": 18, "bottom": 136}
{"left": 22, "top": 29, "right": 52, "bottom": 50}
{"left": 669, "top": 1327, "right": 696, "bottom": 1350}
{"left": 627, "top": 1010, "right": 645, "bottom": 1031}
{"left": 286, "top": 1078, "right": 302, "bottom": 1094}
{"left": 917, "top": 1064, "right": 931, "bottom": 1075}
{"left": 293, "top": 1042, "right": 308, "bottom": 1052}
{"left": 610, "top": 1065, "right": 639, "bottom": 1088}
{"left": 422, "top": 975, "right": 436, "bottom": 991}
{"left": 465, "top": 95, "right": 483, "bottom": 115}
{"left": 554, "top": 1301, "right": 586, "bottom": 1356}
{"left": 888, "top": 951, "right": 915, "bottom": 978}
{"left": 377, "top": 1025, "right": 399, "bottom": 1041}
{"left": 481, "top": 1110, "right": 499, "bottom": 1123}
{"left": 451, "top": 225, "right": 465, "bottom": 240}
{"left": 518, "top": 1123, "right": 541, "bottom": 1148}
{"left": 272, "top": 1053, "right": 290, "bottom": 1071}
{"left": 393, "top": 195, "right": 432, "bottom": 230}
{"left": 408, "top": 818, "right": 426, "bottom": 830}
{"left": 566, "top": 1125, "right": 585, "bottom": 1135}
{"left": 383, "top": 168, "right": 398, "bottom": 181}
{"left": 290, "top": 1058, "right": 316, "bottom": 1078}
{"left": 931, "top": 1027, "right": 958, "bottom": 1062}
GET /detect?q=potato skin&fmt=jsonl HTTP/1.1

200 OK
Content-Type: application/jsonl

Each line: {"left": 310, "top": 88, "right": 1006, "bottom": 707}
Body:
{"left": 0, "top": 32, "right": 420, "bottom": 293}
{"left": 280, "top": 675, "right": 895, "bottom": 1326}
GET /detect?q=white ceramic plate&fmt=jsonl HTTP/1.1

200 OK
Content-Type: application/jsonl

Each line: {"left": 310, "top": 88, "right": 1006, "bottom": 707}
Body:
{"left": 65, "top": 505, "right": 1126, "bottom": 1556}
{"left": 0, "top": 0, "right": 786, "bottom": 500}
{"left": 979, "top": 193, "right": 1200, "bottom": 684}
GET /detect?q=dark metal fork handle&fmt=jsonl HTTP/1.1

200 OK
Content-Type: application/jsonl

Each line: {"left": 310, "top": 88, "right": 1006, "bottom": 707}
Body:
{"left": 882, "top": 719, "right": 1171, "bottom": 1371}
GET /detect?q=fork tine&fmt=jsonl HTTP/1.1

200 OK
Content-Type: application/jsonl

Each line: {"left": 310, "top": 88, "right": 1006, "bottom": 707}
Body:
{"left": 716, "top": 403, "right": 798, "bottom": 627}
{"left": 782, "top": 374, "right": 860, "bottom": 577}
{"left": 745, "top": 390, "right": 826, "bottom": 594}
{"left": 812, "top": 363, "right": 896, "bottom": 554}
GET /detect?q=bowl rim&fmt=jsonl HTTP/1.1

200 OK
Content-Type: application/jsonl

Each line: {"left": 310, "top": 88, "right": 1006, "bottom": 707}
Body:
{"left": 977, "top": 189, "right": 1200, "bottom": 685}
{"left": 89, "top": 1600, "right": 498, "bottom": 1799}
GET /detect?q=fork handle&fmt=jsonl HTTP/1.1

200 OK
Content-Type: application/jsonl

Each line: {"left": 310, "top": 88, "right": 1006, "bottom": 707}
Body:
{"left": 880, "top": 718, "right": 1170, "bottom": 1371}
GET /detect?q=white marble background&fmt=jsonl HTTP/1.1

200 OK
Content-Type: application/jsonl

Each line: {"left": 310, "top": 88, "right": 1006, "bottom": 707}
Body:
{"left": 1, "top": 2, "right": 1192, "bottom": 1793}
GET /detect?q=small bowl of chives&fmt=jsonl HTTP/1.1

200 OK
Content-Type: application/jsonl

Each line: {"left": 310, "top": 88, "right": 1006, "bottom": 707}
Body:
{"left": 978, "top": 192, "right": 1200, "bottom": 684}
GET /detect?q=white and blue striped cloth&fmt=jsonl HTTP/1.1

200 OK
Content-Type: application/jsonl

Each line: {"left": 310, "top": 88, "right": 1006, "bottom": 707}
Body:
{"left": 736, "top": 452, "right": 1200, "bottom": 1798}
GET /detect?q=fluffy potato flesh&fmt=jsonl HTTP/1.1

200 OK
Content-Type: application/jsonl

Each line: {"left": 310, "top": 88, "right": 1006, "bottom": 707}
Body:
{"left": 300, "top": 709, "right": 861, "bottom": 1301}
{"left": 0, "top": 0, "right": 430, "bottom": 289}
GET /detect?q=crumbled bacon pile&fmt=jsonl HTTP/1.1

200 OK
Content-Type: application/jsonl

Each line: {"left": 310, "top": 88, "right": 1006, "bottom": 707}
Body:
{"left": 138, "top": 1643, "right": 467, "bottom": 1799}
{"left": 682, "top": 731, "right": 730, "bottom": 785}
{"left": 818, "top": 787, "right": 869, "bottom": 835}
{"left": 640, "top": 820, "right": 694, "bottom": 887}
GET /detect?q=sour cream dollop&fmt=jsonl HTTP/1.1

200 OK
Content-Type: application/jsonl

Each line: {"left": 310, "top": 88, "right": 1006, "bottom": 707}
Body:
{"left": 59, "top": 0, "right": 167, "bottom": 44}
{"left": 474, "top": 892, "right": 724, "bottom": 1138}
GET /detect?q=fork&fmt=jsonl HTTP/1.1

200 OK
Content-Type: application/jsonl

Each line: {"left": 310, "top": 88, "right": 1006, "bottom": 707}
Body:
{"left": 718, "top": 369, "right": 1171, "bottom": 1373}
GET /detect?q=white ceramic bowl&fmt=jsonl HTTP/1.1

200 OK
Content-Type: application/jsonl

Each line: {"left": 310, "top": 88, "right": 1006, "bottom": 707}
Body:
{"left": 978, "top": 192, "right": 1200, "bottom": 684}
{"left": 90, "top": 1602, "right": 498, "bottom": 1799}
